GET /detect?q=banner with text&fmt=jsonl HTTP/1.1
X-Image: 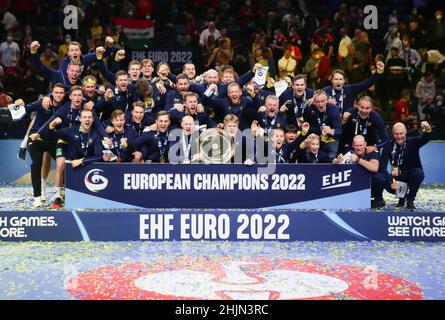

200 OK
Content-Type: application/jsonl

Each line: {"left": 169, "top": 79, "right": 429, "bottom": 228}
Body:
{"left": 65, "top": 164, "right": 370, "bottom": 210}
{"left": 1, "top": 210, "right": 444, "bottom": 242}
{"left": 128, "top": 46, "right": 202, "bottom": 71}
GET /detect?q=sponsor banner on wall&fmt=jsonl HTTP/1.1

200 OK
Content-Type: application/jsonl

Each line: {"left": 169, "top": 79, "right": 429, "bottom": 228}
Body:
{"left": 65, "top": 164, "right": 370, "bottom": 210}
{"left": 128, "top": 46, "right": 202, "bottom": 70}
{"left": 0, "top": 210, "right": 444, "bottom": 242}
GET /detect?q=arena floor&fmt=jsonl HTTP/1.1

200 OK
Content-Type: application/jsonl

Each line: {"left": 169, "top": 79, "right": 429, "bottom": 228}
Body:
{"left": 1, "top": 184, "right": 444, "bottom": 300}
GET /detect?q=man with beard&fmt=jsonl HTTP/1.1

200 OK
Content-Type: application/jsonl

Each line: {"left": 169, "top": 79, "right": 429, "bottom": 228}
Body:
{"left": 132, "top": 111, "right": 172, "bottom": 163}
{"left": 169, "top": 92, "right": 214, "bottom": 129}
{"left": 48, "top": 109, "right": 104, "bottom": 208}
{"left": 15, "top": 84, "right": 66, "bottom": 207}
{"left": 279, "top": 75, "right": 314, "bottom": 127}
{"left": 323, "top": 61, "right": 385, "bottom": 116}
{"left": 341, "top": 96, "right": 389, "bottom": 153}
{"left": 303, "top": 89, "right": 342, "bottom": 159}
{"left": 102, "top": 109, "right": 137, "bottom": 162}
{"left": 206, "top": 82, "right": 259, "bottom": 129}
{"left": 252, "top": 95, "right": 287, "bottom": 142}
{"left": 30, "top": 41, "right": 82, "bottom": 90}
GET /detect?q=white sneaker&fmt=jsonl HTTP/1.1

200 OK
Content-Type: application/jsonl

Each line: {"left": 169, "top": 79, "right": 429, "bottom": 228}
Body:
{"left": 32, "top": 197, "right": 42, "bottom": 208}
{"left": 41, "top": 188, "right": 47, "bottom": 202}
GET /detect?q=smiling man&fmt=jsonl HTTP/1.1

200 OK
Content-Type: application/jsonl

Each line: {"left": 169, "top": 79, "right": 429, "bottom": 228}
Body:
{"left": 341, "top": 96, "right": 389, "bottom": 154}
{"left": 380, "top": 121, "right": 432, "bottom": 210}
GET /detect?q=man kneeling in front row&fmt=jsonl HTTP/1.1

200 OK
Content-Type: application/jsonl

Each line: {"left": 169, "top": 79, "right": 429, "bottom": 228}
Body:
{"left": 333, "top": 135, "right": 395, "bottom": 209}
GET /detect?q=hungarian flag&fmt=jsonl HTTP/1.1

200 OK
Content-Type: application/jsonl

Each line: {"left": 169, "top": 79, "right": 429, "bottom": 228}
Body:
{"left": 113, "top": 17, "right": 154, "bottom": 40}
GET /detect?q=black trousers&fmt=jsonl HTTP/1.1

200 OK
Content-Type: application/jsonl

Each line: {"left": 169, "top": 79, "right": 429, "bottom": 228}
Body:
{"left": 27, "top": 138, "right": 57, "bottom": 197}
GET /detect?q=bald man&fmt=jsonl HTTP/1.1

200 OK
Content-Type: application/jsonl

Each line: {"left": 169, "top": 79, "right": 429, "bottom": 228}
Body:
{"left": 380, "top": 121, "right": 432, "bottom": 210}
{"left": 334, "top": 135, "right": 394, "bottom": 209}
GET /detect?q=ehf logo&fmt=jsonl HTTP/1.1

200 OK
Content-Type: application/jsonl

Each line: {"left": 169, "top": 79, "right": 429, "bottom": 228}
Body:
{"left": 65, "top": 257, "right": 422, "bottom": 300}
{"left": 84, "top": 169, "right": 108, "bottom": 192}
{"left": 321, "top": 169, "right": 352, "bottom": 190}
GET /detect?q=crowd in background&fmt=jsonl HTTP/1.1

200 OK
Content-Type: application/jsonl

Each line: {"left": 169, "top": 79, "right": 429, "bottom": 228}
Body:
{"left": 0, "top": 0, "right": 444, "bottom": 139}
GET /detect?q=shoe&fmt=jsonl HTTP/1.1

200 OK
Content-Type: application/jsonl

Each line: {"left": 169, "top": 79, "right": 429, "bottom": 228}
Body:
{"left": 371, "top": 199, "right": 382, "bottom": 209}
{"left": 396, "top": 198, "right": 405, "bottom": 208}
{"left": 406, "top": 200, "right": 416, "bottom": 211}
{"left": 18, "top": 147, "right": 26, "bottom": 160}
{"left": 51, "top": 197, "right": 63, "bottom": 209}
{"left": 41, "top": 185, "right": 47, "bottom": 202}
{"left": 32, "top": 197, "right": 42, "bottom": 208}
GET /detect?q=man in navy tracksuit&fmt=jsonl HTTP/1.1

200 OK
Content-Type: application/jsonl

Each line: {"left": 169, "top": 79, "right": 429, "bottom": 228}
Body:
{"left": 279, "top": 75, "right": 314, "bottom": 127}
{"left": 165, "top": 74, "right": 192, "bottom": 111}
{"left": 131, "top": 111, "right": 172, "bottom": 163}
{"left": 303, "top": 90, "right": 342, "bottom": 159}
{"left": 334, "top": 135, "right": 394, "bottom": 209}
{"left": 379, "top": 121, "right": 432, "bottom": 210}
{"left": 40, "top": 86, "right": 108, "bottom": 208}
{"left": 102, "top": 109, "right": 137, "bottom": 162}
{"left": 54, "top": 109, "right": 103, "bottom": 167}
{"left": 30, "top": 41, "right": 82, "bottom": 90}
{"left": 169, "top": 92, "right": 215, "bottom": 129}
{"left": 15, "top": 84, "right": 66, "bottom": 207}
{"left": 341, "top": 96, "right": 389, "bottom": 153}
{"left": 94, "top": 70, "right": 136, "bottom": 120}
{"left": 206, "top": 82, "right": 260, "bottom": 129}
{"left": 323, "top": 61, "right": 385, "bottom": 116}
{"left": 253, "top": 95, "right": 287, "bottom": 141}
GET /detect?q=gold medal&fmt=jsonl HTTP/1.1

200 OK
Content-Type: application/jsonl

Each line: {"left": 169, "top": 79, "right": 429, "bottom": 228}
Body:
{"left": 391, "top": 167, "right": 399, "bottom": 177}
{"left": 159, "top": 156, "right": 166, "bottom": 163}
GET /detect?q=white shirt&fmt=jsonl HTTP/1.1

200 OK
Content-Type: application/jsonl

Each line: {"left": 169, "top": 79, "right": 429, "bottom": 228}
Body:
{"left": 199, "top": 28, "right": 222, "bottom": 47}
{"left": 2, "top": 12, "right": 18, "bottom": 31}
{"left": 0, "top": 41, "right": 20, "bottom": 67}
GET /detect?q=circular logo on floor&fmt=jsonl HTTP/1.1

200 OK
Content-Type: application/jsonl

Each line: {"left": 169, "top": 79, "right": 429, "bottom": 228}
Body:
{"left": 66, "top": 257, "right": 423, "bottom": 300}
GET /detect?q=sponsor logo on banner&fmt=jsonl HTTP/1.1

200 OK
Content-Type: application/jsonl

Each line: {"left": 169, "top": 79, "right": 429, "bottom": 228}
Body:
{"left": 321, "top": 169, "right": 352, "bottom": 190}
{"left": 84, "top": 169, "right": 108, "bottom": 192}
{"left": 66, "top": 257, "right": 423, "bottom": 300}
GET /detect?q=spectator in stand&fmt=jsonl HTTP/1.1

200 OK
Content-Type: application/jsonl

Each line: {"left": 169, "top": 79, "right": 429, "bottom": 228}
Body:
{"left": 384, "top": 28, "right": 403, "bottom": 58}
{"left": 394, "top": 88, "right": 417, "bottom": 125}
{"left": 0, "top": 86, "right": 12, "bottom": 107}
{"left": 427, "top": 10, "right": 445, "bottom": 52}
{"left": 206, "top": 38, "right": 233, "bottom": 69}
{"left": 407, "top": 21, "right": 427, "bottom": 50}
{"left": 352, "top": 29, "right": 369, "bottom": 60}
{"left": 237, "top": 0, "right": 257, "bottom": 33}
{"left": 341, "top": 43, "right": 367, "bottom": 84}
{"left": 0, "top": 8, "right": 18, "bottom": 33}
{"left": 338, "top": 27, "right": 352, "bottom": 64}
{"left": 278, "top": 46, "right": 297, "bottom": 78}
{"left": 90, "top": 18, "right": 103, "bottom": 48}
{"left": 40, "top": 44, "right": 58, "bottom": 68}
{"left": 58, "top": 34, "right": 72, "bottom": 64}
{"left": 199, "top": 21, "right": 221, "bottom": 48}
{"left": 288, "top": 26, "right": 303, "bottom": 68}
{"left": 0, "top": 32, "right": 20, "bottom": 69}
{"left": 313, "top": 23, "right": 334, "bottom": 62}
{"left": 415, "top": 72, "right": 436, "bottom": 121}
{"left": 401, "top": 35, "right": 422, "bottom": 83}
{"left": 270, "top": 28, "right": 287, "bottom": 61}
{"left": 385, "top": 46, "right": 408, "bottom": 100}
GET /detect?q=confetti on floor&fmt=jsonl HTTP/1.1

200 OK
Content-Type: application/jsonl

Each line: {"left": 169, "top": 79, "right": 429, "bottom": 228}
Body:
{"left": 0, "top": 184, "right": 444, "bottom": 300}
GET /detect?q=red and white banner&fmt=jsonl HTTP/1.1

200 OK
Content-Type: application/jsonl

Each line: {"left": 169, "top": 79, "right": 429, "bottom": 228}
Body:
{"left": 113, "top": 17, "right": 154, "bottom": 40}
